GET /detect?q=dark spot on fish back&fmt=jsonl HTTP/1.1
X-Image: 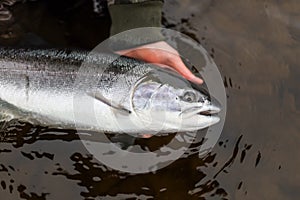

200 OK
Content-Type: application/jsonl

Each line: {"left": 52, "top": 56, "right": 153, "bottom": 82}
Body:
{"left": 25, "top": 75, "right": 29, "bottom": 102}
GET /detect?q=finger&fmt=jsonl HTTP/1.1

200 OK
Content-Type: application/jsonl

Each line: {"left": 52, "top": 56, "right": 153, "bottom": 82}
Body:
{"left": 117, "top": 49, "right": 203, "bottom": 84}
{"left": 164, "top": 56, "right": 203, "bottom": 84}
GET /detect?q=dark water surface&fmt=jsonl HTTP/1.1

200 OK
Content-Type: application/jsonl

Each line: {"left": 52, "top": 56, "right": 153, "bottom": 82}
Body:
{"left": 1, "top": 0, "right": 300, "bottom": 199}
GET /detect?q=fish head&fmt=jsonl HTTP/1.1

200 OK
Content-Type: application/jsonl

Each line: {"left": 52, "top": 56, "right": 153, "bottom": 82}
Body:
{"left": 131, "top": 67, "right": 221, "bottom": 133}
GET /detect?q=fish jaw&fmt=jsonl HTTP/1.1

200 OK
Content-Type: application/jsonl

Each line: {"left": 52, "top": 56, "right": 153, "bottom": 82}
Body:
{"left": 177, "top": 114, "right": 220, "bottom": 132}
{"left": 178, "top": 103, "right": 221, "bottom": 131}
{"left": 110, "top": 109, "right": 220, "bottom": 136}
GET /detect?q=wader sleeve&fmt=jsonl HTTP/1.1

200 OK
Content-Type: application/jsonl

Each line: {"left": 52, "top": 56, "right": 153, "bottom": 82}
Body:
{"left": 108, "top": 0, "right": 165, "bottom": 50}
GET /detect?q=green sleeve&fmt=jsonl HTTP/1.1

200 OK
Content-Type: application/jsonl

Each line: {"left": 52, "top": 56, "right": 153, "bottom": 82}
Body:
{"left": 108, "top": 0, "right": 165, "bottom": 50}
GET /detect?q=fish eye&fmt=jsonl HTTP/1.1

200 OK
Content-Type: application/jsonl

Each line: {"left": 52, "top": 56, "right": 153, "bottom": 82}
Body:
{"left": 182, "top": 91, "right": 197, "bottom": 102}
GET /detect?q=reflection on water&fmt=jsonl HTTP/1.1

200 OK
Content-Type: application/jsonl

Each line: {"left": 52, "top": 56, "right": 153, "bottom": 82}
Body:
{"left": 1, "top": 0, "right": 300, "bottom": 199}
{"left": 0, "top": 120, "right": 229, "bottom": 199}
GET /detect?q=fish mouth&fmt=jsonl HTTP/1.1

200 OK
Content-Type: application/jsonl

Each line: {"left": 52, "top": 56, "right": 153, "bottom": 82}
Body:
{"left": 198, "top": 105, "right": 221, "bottom": 116}
{"left": 198, "top": 96, "right": 222, "bottom": 117}
{"left": 199, "top": 111, "right": 213, "bottom": 116}
{"left": 180, "top": 94, "right": 221, "bottom": 118}
{"left": 177, "top": 103, "right": 221, "bottom": 131}
{"left": 180, "top": 104, "right": 221, "bottom": 118}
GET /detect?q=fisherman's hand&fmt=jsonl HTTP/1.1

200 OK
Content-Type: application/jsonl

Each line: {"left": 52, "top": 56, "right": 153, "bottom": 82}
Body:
{"left": 116, "top": 41, "right": 203, "bottom": 84}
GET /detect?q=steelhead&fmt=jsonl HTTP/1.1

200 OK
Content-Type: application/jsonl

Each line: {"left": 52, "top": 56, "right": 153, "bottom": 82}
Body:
{"left": 0, "top": 48, "right": 220, "bottom": 136}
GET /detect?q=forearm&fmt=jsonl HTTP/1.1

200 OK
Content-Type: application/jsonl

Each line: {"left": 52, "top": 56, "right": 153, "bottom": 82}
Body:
{"left": 108, "top": 0, "right": 164, "bottom": 50}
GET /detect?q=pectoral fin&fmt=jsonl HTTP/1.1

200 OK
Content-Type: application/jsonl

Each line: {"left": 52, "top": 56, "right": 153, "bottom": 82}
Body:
{"left": 0, "top": 98, "right": 49, "bottom": 125}
{"left": 87, "top": 92, "right": 132, "bottom": 114}
{"left": 0, "top": 98, "right": 26, "bottom": 121}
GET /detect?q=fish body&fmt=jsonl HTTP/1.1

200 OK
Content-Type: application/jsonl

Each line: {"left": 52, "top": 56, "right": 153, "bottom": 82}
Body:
{"left": 0, "top": 48, "right": 220, "bottom": 136}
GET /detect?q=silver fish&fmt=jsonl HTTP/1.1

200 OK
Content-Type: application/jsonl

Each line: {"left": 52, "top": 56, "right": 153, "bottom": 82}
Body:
{"left": 0, "top": 48, "right": 220, "bottom": 136}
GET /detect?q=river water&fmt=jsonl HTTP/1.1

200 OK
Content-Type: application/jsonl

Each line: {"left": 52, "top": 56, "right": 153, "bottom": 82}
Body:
{"left": 0, "top": 0, "right": 299, "bottom": 199}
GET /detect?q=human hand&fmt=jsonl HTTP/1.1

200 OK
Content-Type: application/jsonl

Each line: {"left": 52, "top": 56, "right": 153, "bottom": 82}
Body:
{"left": 116, "top": 41, "right": 203, "bottom": 84}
